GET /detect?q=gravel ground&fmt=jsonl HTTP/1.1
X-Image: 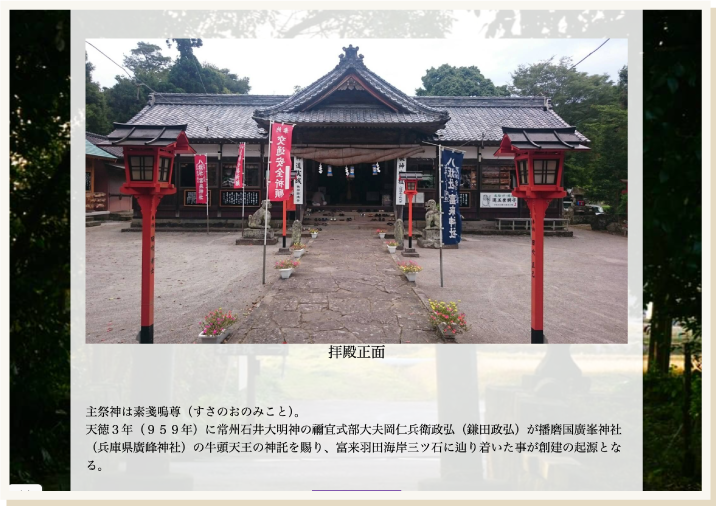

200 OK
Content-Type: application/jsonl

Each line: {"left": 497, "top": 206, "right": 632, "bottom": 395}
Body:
{"left": 85, "top": 223, "right": 271, "bottom": 343}
{"left": 415, "top": 228, "right": 628, "bottom": 344}
{"left": 86, "top": 223, "right": 627, "bottom": 344}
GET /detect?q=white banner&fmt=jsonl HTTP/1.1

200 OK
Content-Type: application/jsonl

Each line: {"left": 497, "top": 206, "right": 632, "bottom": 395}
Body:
{"left": 395, "top": 157, "right": 407, "bottom": 206}
{"left": 293, "top": 157, "right": 304, "bottom": 205}
{"left": 480, "top": 192, "right": 519, "bottom": 208}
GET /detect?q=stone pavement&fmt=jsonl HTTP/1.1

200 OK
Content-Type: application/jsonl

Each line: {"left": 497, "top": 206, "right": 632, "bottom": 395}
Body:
{"left": 227, "top": 227, "right": 440, "bottom": 344}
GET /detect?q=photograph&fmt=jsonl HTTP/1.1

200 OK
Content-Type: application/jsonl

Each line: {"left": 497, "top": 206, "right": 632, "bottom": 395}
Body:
{"left": 85, "top": 37, "right": 628, "bottom": 345}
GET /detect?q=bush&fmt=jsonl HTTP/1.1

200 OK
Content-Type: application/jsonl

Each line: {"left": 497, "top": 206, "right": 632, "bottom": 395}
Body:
{"left": 275, "top": 259, "right": 299, "bottom": 270}
{"left": 200, "top": 308, "right": 237, "bottom": 337}
{"left": 427, "top": 299, "right": 468, "bottom": 335}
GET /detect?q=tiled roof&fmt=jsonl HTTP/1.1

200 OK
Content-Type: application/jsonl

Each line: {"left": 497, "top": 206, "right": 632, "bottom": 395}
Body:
{"left": 500, "top": 126, "right": 589, "bottom": 151}
{"left": 414, "top": 97, "right": 588, "bottom": 143}
{"left": 86, "top": 132, "right": 124, "bottom": 158}
{"left": 85, "top": 138, "right": 117, "bottom": 159}
{"left": 253, "top": 45, "right": 449, "bottom": 130}
{"left": 121, "top": 47, "right": 586, "bottom": 145}
{"left": 128, "top": 94, "right": 283, "bottom": 141}
{"left": 126, "top": 93, "right": 584, "bottom": 144}
{"left": 101, "top": 123, "right": 189, "bottom": 147}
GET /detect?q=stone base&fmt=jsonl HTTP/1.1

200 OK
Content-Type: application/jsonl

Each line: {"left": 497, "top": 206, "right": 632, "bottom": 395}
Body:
{"left": 243, "top": 228, "right": 275, "bottom": 240}
{"left": 276, "top": 247, "right": 291, "bottom": 255}
{"left": 236, "top": 238, "right": 278, "bottom": 245}
{"left": 417, "top": 228, "right": 441, "bottom": 248}
{"left": 401, "top": 248, "right": 420, "bottom": 258}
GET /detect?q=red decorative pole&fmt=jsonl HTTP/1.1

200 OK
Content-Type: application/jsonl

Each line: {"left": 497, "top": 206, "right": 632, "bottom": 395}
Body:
{"left": 135, "top": 194, "right": 161, "bottom": 343}
{"left": 399, "top": 173, "right": 420, "bottom": 256}
{"left": 407, "top": 193, "right": 414, "bottom": 249}
{"left": 526, "top": 198, "right": 549, "bottom": 344}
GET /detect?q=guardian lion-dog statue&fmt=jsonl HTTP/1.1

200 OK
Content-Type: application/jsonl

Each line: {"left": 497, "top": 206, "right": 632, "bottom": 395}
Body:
{"left": 424, "top": 199, "right": 440, "bottom": 229}
{"left": 248, "top": 200, "right": 272, "bottom": 228}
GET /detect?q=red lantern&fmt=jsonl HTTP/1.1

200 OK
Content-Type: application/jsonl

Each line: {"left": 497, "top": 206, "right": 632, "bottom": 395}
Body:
{"left": 101, "top": 124, "right": 196, "bottom": 343}
{"left": 495, "top": 127, "right": 589, "bottom": 343}
{"left": 399, "top": 171, "right": 423, "bottom": 251}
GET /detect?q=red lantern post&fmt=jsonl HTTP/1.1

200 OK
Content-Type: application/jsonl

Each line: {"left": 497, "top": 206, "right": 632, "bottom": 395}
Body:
{"left": 101, "top": 124, "right": 195, "bottom": 343}
{"left": 495, "top": 127, "right": 589, "bottom": 344}
{"left": 399, "top": 172, "right": 423, "bottom": 256}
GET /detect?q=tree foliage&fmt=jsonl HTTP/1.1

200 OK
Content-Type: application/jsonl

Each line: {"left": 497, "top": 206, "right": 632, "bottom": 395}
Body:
{"left": 123, "top": 41, "right": 170, "bottom": 74}
{"left": 87, "top": 39, "right": 250, "bottom": 134}
{"left": 566, "top": 104, "right": 628, "bottom": 210}
{"left": 85, "top": 54, "right": 112, "bottom": 134}
{"left": 509, "top": 56, "right": 617, "bottom": 127}
{"left": 416, "top": 64, "right": 509, "bottom": 97}
{"left": 643, "top": 11, "right": 702, "bottom": 374}
{"left": 10, "top": 10, "right": 71, "bottom": 489}
{"left": 506, "top": 56, "right": 627, "bottom": 207}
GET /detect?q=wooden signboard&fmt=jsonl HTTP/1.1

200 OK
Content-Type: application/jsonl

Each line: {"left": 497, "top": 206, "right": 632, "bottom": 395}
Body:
{"left": 459, "top": 192, "right": 470, "bottom": 208}
{"left": 184, "top": 189, "right": 212, "bottom": 206}
{"left": 220, "top": 189, "right": 260, "bottom": 207}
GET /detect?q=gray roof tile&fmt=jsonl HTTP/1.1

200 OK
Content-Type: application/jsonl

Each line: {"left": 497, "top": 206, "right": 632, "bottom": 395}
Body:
{"left": 86, "top": 132, "right": 125, "bottom": 158}
{"left": 122, "top": 47, "right": 585, "bottom": 144}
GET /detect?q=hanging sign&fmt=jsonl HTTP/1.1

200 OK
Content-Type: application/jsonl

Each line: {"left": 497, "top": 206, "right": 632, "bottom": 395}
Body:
{"left": 234, "top": 142, "right": 245, "bottom": 189}
{"left": 194, "top": 154, "right": 208, "bottom": 204}
{"left": 268, "top": 123, "right": 294, "bottom": 201}
{"left": 395, "top": 157, "right": 407, "bottom": 206}
{"left": 480, "top": 192, "right": 518, "bottom": 208}
{"left": 293, "top": 157, "right": 304, "bottom": 205}
{"left": 441, "top": 149, "right": 463, "bottom": 245}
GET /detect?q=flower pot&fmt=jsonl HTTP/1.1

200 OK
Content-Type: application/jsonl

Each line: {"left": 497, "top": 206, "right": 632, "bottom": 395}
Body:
{"left": 387, "top": 245, "right": 397, "bottom": 254}
{"left": 379, "top": 233, "right": 386, "bottom": 239}
{"left": 404, "top": 271, "right": 417, "bottom": 282}
{"left": 311, "top": 233, "right": 318, "bottom": 239}
{"left": 279, "top": 267, "right": 293, "bottom": 279}
{"left": 199, "top": 329, "right": 229, "bottom": 344}
{"left": 292, "top": 249, "right": 305, "bottom": 259}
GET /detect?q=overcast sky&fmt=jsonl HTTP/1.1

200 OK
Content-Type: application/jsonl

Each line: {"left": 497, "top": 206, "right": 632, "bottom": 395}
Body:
{"left": 87, "top": 38, "right": 628, "bottom": 96}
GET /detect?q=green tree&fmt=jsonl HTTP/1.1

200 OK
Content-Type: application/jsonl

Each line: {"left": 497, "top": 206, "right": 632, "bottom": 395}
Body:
{"left": 85, "top": 54, "right": 112, "bottom": 134}
{"left": 123, "top": 41, "right": 171, "bottom": 74}
{"left": 11, "top": 10, "right": 71, "bottom": 489}
{"left": 509, "top": 56, "right": 617, "bottom": 128}
{"left": 103, "top": 41, "right": 177, "bottom": 125}
{"left": 643, "top": 11, "right": 702, "bottom": 374}
{"left": 416, "top": 64, "right": 509, "bottom": 97}
{"left": 509, "top": 58, "right": 625, "bottom": 201}
{"left": 164, "top": 38, "right": 250, "bottom": 94}
{"left": 617, "top": 65, "right": 628, "bottom": 109}
{"left": 569, "top": 104, "right": 628, "bottom": 209}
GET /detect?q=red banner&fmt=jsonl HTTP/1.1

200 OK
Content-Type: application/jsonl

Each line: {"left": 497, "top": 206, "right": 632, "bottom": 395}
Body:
{"left": 268, "top": 123, "right": 294, "bottom": 201}
{"left": 234, "top": 142, "right": 245, "bottom": 189}
{"left": 194, "top": 154, "right": 208, "bottom": 204}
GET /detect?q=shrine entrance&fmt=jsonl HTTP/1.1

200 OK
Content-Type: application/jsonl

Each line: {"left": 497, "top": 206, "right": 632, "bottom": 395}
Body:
{"left": 305, "top": 160, "right": 395, "bottom": 208}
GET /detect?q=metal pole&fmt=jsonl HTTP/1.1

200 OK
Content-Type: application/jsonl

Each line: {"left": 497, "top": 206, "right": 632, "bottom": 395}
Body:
{"left": 282, "top": 201, "right": 287, "bottom": 248}
{"left": 263, "top": 122, "right": 273, "bottom": 285}
{"left": 206, "top": 190, "right": 209, "bottom": 235}
{"left": 438, "top": 145, "right": 444, "bottom": 288}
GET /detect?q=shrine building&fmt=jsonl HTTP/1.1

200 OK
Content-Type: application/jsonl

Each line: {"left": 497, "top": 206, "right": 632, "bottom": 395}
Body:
{"left": 116, "top": 45, "right": 585, "bottom": 225}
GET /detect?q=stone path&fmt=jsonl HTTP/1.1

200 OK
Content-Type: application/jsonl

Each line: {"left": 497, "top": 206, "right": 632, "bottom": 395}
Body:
{"left": 227, "top": 227, "right": 440, "bottom": 344}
